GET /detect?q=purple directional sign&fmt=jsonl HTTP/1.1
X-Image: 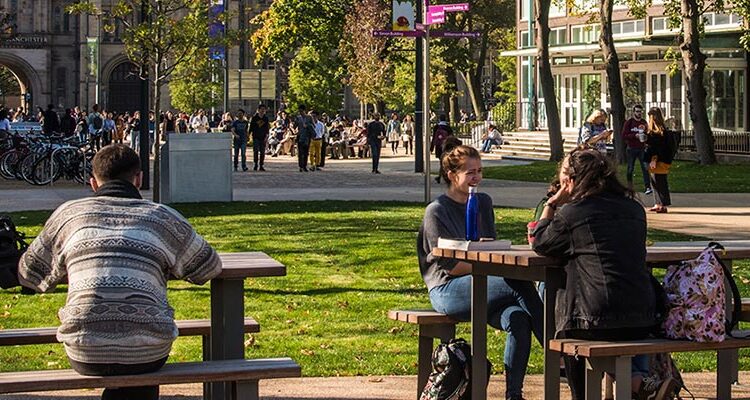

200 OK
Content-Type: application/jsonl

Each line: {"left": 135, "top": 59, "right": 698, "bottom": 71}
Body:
{"left": 373, "top": 30, "right": 425, "bottom": 37}
{"left": 429, "top": 3, "right": 469, "bottom": 13}
{"left": 431, "top": 31, "right": 482, "bottom": 38}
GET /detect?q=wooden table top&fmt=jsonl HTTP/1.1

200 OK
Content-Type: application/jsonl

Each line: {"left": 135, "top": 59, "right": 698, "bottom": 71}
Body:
{"left": 432, "top": 244, "right": 750, "bottom": 267}
{"left": 216, "top": 252, "right": 286, "bottom": 279}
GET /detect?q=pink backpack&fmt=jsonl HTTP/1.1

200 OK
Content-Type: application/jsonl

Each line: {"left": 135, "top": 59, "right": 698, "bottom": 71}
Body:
{"left": 661, "top": 243, "right": 741, "bottom": 342}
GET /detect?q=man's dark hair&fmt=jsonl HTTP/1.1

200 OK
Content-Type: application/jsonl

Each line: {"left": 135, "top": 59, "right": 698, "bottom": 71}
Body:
{"left": 92, "top": 104, "right": 99, "bottom": 112}
{"left": 237, "top": 108, "right": 245, "bottom": 114}
{"left": 47, "top": 104, "right": 54, "bottom": 110}
{"left": 633, "top": 104, "right": 643, "bottom": 111}
{"left": 298, "top": 105, "right": 307, "bottom": 112}
{"left": 92, "top": 144, "right": 141, "bottom": 183}
{"left": 258, "top": 104, "right": 267, "bottom": 110}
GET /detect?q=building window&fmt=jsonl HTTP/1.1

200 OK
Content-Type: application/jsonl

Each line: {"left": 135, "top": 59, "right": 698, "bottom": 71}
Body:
{"left": 55, "top": 67, "right": 67, "bottom": 106}
{"left": 705, "top": 69, "right": 745, "bottom": 130}
{"left": 703, "top": 12, "right": 742, "bottom": 29}
{"left": 571, "top": 24, "right": 600, "bottom": 44}
{"left": 519, "top": 31, "right": 534, "bottom": 47}
{"left": 549, "top": 27, "right": 567, "bottom": 46}
{"left": 611, "top": 19, "right": 645, "bottom": 38}
{"left": 572, "top": 56, "right": 590, "bottom": 64}
{"left": 53, "top": 6, "right": 62, "bottom": 33}
{"left": 520, "top": 0, "right": 530, "bottom": 21}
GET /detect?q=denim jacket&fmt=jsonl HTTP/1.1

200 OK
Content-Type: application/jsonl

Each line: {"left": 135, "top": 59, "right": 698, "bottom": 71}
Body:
{"left": 532, "top": 193, "right": 656, "bottom": 334}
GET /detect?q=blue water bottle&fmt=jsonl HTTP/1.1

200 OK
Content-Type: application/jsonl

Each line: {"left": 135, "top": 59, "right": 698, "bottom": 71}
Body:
{"left": 465, "top": 186, "right": 480, "bottom": 241}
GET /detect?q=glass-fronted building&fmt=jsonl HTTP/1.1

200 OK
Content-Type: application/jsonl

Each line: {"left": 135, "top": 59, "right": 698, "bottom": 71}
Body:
{"left": 503, "top": 1, "right": 748, "bottom": 133}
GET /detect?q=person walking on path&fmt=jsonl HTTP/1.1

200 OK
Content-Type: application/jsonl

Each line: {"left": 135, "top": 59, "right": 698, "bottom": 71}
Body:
{"left": 418, "top": 143, "right": 543, "bottom": 400}
{"left": 430, "top": 115, "right": 454, "bottom": 183}
{"left": 18, "top": 144, "right": 222, "bottom": 400}
{"left": 250, "top": 104, "right": 270, "bottom": 171}
{"left": 401, "top": 114, "right": 414, "bottom": 155}
{"left": 645, "top": 107, "right": 678, "bottom": 214}
{"left": 621, "top": 104, "right": 652, "bottom": 194}
{"left": 295, "top": 105, "right": 315, "bottom": 172}
{"left": 308, "top": 110, "right": 325, "bottom": 171}
{"left": 231, "top": 109, "right": 249, "bottom": 172}
{"left": 367, "top": 113, "right": 386, "bottom": 174}
{"left": 190, "top": 109, "right": 209, "bottom": 133}
{"left": 386, "top": 112, "right": 401, "bottom": 155}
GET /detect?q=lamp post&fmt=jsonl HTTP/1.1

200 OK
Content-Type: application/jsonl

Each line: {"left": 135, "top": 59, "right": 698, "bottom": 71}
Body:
{"left": 139, "top": 0, "right": 150, "bottom": 190}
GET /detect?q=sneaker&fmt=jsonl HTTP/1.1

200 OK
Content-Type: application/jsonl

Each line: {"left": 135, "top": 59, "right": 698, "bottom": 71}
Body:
{"left": 242, "top": 167, "right": 248, "bottom": 172}
{"left": 635, "top": 375, "right": 679, "bottom": 400}
{"left": 253, "top": 165, "right": 258, "bottom": 171}
{"left": 645, "top": 188, "right": 653, "bottom": 195}
{"left": 259, "top": 166, "right": 266, "bottom": 171}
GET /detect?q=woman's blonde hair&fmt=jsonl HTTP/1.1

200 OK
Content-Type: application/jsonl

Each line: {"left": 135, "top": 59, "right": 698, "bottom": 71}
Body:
{"left": 647, "top": 107, "right": 666, "bottom": 135}
{"left": 585, "top": 109, "right": 607, "bottom": 124}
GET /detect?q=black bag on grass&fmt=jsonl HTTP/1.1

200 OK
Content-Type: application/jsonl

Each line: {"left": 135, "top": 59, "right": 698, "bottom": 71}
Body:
{"left": 0, "top": 216, "right": 29, "bottom": 289}
{"left": 420, "top": 338, "right": 491, "bottom": 400}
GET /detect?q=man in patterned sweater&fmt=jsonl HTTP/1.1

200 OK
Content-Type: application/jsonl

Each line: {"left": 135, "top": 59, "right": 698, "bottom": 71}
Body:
{"left": 19, "top": 144, "right": 222, "bottom": 400}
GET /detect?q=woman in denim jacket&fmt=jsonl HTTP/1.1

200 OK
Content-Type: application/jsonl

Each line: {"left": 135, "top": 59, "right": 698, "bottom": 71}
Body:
{"left": 532, "top": 148, "right": 676, "bottom": 400}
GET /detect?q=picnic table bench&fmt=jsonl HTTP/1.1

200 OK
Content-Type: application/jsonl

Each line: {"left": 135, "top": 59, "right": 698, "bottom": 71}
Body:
{"left": 0, "top": 252, "right": 294, "bottom": 400}
{"left": 0, "top": 358, "right": 301, "bottom": 398}
{"left": 549, "top": 333, "right": 750, "bottom": 400}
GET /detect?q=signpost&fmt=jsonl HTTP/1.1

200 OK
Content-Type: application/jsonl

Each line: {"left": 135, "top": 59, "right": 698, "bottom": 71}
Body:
{"left": 371, "top": 0, "right": 480, "bottom": 202}
{"left": 419, "top": 1, "right": 476, "bottom": 203}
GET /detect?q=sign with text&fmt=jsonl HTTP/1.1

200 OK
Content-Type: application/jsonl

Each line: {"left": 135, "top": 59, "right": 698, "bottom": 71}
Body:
{"left": 429, "top": 3, "right": 469, "bottom": 13}
{"left": 431, "top": 31, "right": 481, "bottom": 38}
{"left": 373, "top": 30, "right": 425, "bottom": 37}
{"left": 425, "top": 10, "right": 444, "bottom": 24}
{"left": 227, "top": 69, "right": 276, "bottom": 100}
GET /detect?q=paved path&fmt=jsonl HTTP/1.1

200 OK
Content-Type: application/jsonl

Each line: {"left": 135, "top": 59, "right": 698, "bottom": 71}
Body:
{"left": 5, "top": 372, "right": 750, "bottom": 399}
{"left": 2, "top": 153, "right": 750, "bottom": 239}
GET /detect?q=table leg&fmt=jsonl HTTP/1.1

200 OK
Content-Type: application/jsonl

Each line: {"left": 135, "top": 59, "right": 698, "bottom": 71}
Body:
{"left": 471, "top": 273, "right": 488, "bottom": 400}
{"left": 210, "top": 278, "right": 246, "bottom": 400}
{"left": 543, "top": 270, "right": 562, "bottom": 400}
{"left": 723, "top": 260, "right": 739, "bottom": 384}
{"left": 717, "top": 349, "right": 733, "bottom": 400}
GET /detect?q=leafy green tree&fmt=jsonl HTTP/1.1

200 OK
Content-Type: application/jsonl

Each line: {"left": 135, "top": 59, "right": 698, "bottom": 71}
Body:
{"left": 286, "top": 46, "right": 345, "bottom": 115}
{"left": 250, "top": 0, "right": 352, "bottom": 61}
{"left": 0, "top": 66, "right": 20, "bottom": 100}
{"left": 169, "top": 56, "right": 223, "bottom": 113}
{"left": 339, "top": 0, "right": 391, "bottom": 116}
{"left": 68, "top": 0, "right": 227, "bottom": 201}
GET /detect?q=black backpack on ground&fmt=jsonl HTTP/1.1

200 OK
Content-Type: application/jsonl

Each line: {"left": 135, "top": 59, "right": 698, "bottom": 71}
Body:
{"left": 0, "top": 216, "right": 29, "bottom": 289}
{"left": 420, "top": 338, "right": 491, "bottom": 400}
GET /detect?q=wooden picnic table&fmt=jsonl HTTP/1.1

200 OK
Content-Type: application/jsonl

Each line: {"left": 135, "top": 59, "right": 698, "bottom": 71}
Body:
{"left": 209, "top": 252, "right": 285, "bottom": 400}
{"left": 433, "top": 243, "right": 750, "bottom": 400}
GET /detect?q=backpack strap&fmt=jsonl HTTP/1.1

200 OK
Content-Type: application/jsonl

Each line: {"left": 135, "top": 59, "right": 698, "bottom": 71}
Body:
{"left": 707, "top": 242, "right": 745, "bottom": 338}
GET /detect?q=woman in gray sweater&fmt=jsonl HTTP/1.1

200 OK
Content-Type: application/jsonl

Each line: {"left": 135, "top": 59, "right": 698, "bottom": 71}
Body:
{"left": 417, "top": 144, "right": 543, "bottom": 400}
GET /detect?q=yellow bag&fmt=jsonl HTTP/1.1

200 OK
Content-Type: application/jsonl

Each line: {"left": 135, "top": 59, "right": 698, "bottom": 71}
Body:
{"left": 650, "top": 161, "right": 671, "bottom": 174}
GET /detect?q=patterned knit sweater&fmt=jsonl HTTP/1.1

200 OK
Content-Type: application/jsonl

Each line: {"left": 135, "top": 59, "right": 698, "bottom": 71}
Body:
{"left": 19, "top": 192, "right": 222, "bottom": 365}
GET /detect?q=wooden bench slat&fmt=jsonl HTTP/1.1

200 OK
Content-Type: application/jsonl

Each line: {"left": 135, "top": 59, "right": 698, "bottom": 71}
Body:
{"left": 0, "top": 317, "right": 260, "bottom": 346}
{"left": 741, "top": 298, "right": 750, "bottom": 322}
{"left": 0, "top": 358, "right": 301, "bottom": 394}
{"left": 551, "top": 333, "right": 750, "bottom": 358}
{"left": 387, "top": 310, "right": 459, "bottom": 325}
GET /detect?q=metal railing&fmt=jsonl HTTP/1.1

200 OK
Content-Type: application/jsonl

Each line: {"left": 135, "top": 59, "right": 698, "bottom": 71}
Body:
{"left": 678, "top": 129, "right": 750, "bottom": 155}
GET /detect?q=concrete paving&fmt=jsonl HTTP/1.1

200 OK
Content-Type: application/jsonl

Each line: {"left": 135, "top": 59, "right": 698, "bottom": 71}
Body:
{"left": 4, "top": 372, "right": 750, "bottom": 399}
{"left": 2, "top": 152, "right": 750, "bottom": 239}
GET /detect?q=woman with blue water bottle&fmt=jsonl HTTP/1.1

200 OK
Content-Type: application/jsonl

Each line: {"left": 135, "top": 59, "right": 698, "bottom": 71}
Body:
{"left": 417, "top": 140, "right": 544, "bottom": 400}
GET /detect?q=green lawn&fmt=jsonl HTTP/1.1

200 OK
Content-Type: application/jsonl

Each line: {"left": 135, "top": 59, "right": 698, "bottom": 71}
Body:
{"left": 483, "top": 160, "right": 750, "bottom": 193}
{"left": 0, "top": 201, "right": 747, "bottom": 376}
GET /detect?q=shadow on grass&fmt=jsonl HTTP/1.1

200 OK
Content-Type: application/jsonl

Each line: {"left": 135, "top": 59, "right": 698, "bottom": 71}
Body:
{"left": 166, "top": 285, "right": 423, "bottom": 297}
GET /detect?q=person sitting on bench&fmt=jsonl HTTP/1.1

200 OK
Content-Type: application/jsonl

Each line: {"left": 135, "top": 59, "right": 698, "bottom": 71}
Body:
{"left": 418, "top": 143, "right": 544, "bottom": 400}
{"left": 531, "top": 148, "right": 678, "bottom": 400}
{"left": 18, "top": 144, "right": 222, "bottom": 400}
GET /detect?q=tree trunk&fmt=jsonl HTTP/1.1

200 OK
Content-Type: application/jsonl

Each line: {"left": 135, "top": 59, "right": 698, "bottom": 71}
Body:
{"left": 535, "top": 0, "right": 564, "bottom": 161}
{"left": 461, "top": 70, "right": 484, "bottom": 120}
{"left": 681, "top": 0, "right": 716, "bottom": 164}
{"left": 151, "top": 73, "right": 162, "bottom": 203}
{"left": 599, "top": 0, "right": 626, "bottom": 163}
{"left": 446, "top": 68, "right": 459, "bottom": 124}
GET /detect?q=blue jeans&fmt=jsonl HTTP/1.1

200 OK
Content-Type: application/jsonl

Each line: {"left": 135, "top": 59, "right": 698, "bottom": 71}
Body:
{"left": 481, "top": 138, "right": 501, "bottom": 152}
{"left": 369, "top": 141, "right": 381, "bottom": 172}
{"left": 233, "top": 138, "right": 247, "bottom": 170}
{"left": 429, "top": 276, "right": 544, "bottom": 399}
{"left": 626, "top": 148, "right": 650, "bottom": 190}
